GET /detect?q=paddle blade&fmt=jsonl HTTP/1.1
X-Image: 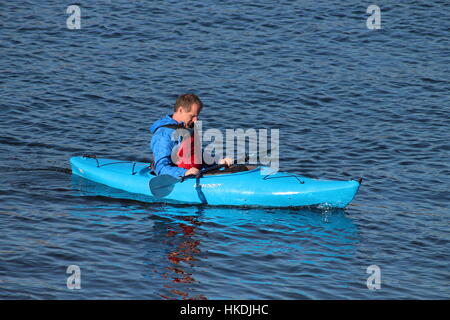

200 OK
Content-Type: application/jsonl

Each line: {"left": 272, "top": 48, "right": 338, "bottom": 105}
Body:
{"left": 149, "top": 174, "right": 180, "bottom": 198}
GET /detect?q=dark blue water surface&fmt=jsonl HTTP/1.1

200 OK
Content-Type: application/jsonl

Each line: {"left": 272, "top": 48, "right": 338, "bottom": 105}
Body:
{"left": 1, "top": 0, "right": 449, "bottom": 299}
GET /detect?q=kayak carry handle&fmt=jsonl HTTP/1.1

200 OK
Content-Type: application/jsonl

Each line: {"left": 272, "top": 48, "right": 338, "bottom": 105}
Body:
{"left": 82, "top": 154, "right": 100, "bottom": 167}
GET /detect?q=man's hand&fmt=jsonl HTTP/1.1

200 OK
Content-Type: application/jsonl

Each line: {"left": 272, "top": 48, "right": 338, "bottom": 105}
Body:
{"left": 185, "top": 167, "right": 200, "bottom": 176}
{"left": 219, "top": 158, "right": 233, "bottom": 167}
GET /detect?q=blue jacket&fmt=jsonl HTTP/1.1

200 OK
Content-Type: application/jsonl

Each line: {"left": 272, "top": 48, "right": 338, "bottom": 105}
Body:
{"left": 149, "top": 115, "right": 188, "bottom": 177}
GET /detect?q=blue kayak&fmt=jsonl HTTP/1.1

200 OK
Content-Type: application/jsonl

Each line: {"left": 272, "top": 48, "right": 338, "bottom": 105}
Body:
{"left": 70, "top": 156, "right": 361, "bottom": 208}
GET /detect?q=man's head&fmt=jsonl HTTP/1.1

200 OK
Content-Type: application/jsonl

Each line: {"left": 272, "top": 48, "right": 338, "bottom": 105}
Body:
{"left": 172, "top": 93, "right": 203, "bottom": 128}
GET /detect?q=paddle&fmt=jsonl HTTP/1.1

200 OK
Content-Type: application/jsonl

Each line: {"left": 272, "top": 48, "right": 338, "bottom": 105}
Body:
{"left": 149, "top": 151, "right": 264, "bottom": 198}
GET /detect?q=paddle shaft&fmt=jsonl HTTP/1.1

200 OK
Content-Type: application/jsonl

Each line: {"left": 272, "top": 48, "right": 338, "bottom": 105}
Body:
{"left": 180, "top": 155, "right": 249, "bottom": 182}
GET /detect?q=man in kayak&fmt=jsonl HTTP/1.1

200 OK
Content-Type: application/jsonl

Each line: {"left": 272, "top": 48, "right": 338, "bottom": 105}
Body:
{"left": 150, "top": 93, "right": 232, "bottom": 177}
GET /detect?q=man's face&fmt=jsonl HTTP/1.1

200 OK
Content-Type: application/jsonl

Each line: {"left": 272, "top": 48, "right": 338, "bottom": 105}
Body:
{"left": 179, "top": 103, "right": 201, "bottom": 128}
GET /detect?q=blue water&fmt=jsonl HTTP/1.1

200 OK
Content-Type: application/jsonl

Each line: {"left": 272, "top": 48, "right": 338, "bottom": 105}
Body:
{"left": 1, "top": 0, "right": 449, "bottom": 299}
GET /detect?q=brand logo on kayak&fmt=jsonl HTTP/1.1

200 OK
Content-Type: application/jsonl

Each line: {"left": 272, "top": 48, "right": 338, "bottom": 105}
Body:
{"left": 170, "top": 121, "right": 279, "bottom": 174}
{"left": 193, "top": 183, "right": 223, "bottom": 188}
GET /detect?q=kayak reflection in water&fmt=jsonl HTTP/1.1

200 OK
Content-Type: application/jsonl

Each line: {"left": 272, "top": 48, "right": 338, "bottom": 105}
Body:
{"left": 149, "top": 93, "right": 232, "bottom": 178}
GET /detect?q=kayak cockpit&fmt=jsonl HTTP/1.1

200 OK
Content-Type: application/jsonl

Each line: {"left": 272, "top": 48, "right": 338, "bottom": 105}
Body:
{"left": 204, "top": 164, "right": 258, "bottom": 175}
{"left": 145, "top": 163, "right": 257, "bottom": 177}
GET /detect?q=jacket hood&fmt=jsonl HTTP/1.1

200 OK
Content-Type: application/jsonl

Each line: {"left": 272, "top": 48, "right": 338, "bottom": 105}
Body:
{"left": 149, "top": 115, "right": 182, "bottom": 134}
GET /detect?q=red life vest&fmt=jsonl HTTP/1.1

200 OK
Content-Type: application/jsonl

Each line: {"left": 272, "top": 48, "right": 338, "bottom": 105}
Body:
{"left": 174, "top": 128, "right": 202, "bottom": 170}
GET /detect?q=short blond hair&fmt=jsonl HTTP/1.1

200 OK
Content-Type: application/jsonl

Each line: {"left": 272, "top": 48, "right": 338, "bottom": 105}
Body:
{"left": 173, "top": 93, "right": 203, "bottom": 112}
